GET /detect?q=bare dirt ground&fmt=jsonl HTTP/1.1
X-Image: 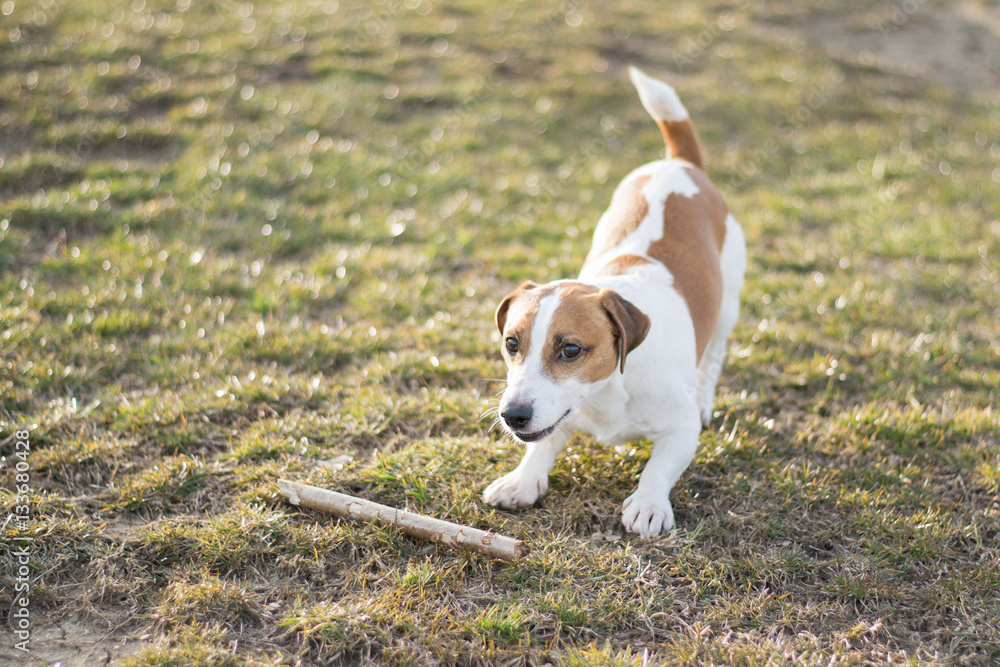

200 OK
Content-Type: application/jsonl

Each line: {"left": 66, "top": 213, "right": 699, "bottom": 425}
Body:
{"left": 762, "top": 0, "right": 1000, "bottom": 95}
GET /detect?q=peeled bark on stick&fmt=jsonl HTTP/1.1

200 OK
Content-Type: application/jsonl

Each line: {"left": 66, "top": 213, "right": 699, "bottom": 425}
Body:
{"left": 277, "top": 478, "right": 528, "bottom": 562}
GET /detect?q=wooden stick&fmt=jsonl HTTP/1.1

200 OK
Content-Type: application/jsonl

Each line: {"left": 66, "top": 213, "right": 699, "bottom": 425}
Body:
{"left": 277, "top": 479, "right": 528, "bottom": 562}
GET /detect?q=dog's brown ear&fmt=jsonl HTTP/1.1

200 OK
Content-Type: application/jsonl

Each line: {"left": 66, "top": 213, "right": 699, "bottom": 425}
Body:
{"left": 600, "top": 289, "right": 651, "bottom": 373}
{"left": 495, "top": 281, "right": 539, "bottom": 333}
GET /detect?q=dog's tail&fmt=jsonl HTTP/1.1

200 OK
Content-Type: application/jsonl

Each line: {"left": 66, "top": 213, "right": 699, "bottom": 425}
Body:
{"left": 628, "top": 66, "right": 704, "bottom": 169}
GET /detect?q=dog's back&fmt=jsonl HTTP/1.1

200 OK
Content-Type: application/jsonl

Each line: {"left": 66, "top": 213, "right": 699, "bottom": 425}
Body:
{"left": 581, "top": 68, "right": 731, "bottom": 361}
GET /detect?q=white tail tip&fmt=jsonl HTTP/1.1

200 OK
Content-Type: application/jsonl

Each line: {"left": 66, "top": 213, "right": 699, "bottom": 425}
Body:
{"left": 628, "top": 66, "right": 689, "bottom": 123}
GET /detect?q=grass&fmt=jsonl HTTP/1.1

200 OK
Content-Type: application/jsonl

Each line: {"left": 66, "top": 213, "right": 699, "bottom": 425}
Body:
{"left": 1, "top": 0, "right": 999, "bottom": 664}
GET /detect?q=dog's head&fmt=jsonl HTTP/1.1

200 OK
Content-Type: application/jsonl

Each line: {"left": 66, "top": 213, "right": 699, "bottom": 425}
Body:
{"left": 494, "top": 281, "right": 650, "bottom": 442}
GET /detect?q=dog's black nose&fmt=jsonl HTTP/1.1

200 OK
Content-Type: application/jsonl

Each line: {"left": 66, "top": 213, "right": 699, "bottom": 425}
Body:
{"left": 501, "top": 404, "right": 533, "bottom": 431}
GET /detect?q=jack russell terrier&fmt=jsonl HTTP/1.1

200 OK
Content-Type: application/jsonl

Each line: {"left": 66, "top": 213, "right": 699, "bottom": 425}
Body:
{"left": 483, "top": 67, "right": 746, "bottom": 537}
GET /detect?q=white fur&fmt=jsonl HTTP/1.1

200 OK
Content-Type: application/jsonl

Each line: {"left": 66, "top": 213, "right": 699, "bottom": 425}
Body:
{"left": 697, "top": 214, "right": 746, "bottom": 426}
{"left": 629, "top": 66, "right": 689, "bottom": 122}
{"left": 497, "top": 285, "right": 591, "bottom": 438}
{"left": 484, "top": 70, "right": 746, "bottom": 538}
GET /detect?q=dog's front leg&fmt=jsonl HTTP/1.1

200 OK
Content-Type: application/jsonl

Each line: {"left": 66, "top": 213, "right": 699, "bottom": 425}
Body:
{"left": 483, "top": 431, "right": 569, "bottom": 509}
{"left": 621, "top": 417, "right": 700, "bottom": 537}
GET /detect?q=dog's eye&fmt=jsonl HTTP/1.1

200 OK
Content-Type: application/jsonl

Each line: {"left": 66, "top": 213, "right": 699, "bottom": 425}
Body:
{"left": 505, "top": 337, "right": 519, "bottom": 354}
{"left": 561, "top": 344, "right": 582, "bottom": 359}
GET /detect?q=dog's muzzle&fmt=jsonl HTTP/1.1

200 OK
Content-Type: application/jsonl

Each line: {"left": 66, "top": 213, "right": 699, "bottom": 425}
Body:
{"left": 501, "top": 406, "right": 570, "bottom": 442}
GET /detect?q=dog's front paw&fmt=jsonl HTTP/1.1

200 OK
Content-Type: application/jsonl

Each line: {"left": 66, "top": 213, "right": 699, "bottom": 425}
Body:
{"left": 621, "top": 491, "right": 675, "bottom": 537}
{"left": 483, "top": 470, "right": 547, "bottom": 509}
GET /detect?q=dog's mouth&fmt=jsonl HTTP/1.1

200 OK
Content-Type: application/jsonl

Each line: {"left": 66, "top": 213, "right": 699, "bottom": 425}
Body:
{"left": 510, "top": 410, "right": 571, "bottom": 443}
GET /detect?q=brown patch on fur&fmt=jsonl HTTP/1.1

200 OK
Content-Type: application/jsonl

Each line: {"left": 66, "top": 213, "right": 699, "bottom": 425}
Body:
{"left": 578, "top": 164, "right": 727, "bottom": 362}
{"left": 591, "top": 254, "right": 652, "bottom": 278}
{"left": 648, "top": 168, "right": 728, "bottom": 360}
{"left": 495, "top": 282, "right": 555, "bottom": 365}
{"left": 542, "top": 283, "right": 651, "bottom": 382}
{"left": 581, "top": 175, "right": 650, "bottom": 273}
{"left": 658, "top": 119, "right": 704, "bottom": 169}
{"left": 601, "top": 288, "right": 652, "bottom": 374}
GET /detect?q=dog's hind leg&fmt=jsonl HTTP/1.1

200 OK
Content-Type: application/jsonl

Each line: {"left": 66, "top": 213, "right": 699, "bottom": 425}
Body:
{"left": 696, "top": 214, "right": 746, "bottom": 427}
